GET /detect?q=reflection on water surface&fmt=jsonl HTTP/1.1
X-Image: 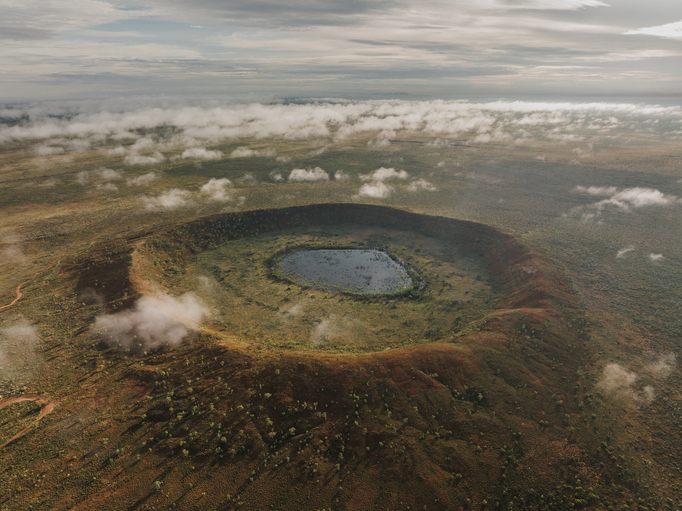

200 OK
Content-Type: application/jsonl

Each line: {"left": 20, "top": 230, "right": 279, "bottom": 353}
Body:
{"left": 277, "top": 248, "right": 413, "bottom": 295}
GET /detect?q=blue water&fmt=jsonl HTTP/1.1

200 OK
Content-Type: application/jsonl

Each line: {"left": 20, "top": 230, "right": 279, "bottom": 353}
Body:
{"left": 277, "top": 248, "right": 413, "bottom": 295}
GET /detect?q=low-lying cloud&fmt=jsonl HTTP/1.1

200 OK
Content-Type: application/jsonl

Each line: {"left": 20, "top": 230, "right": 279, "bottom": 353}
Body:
{"left": 0, "top": 320, "right": 40, "bottom": 380}
{"left": 597, "top": 354, "right": 676, "bottom": 407}
{"left": 288, "top": 167, "right": 329, "bottom": 182}
{"left": 354, "top": 167, "right": 431, "bottom": 198}
{"left": 597, "top": 363, "right": 654, "bottom": 405}
{"left": 124, "top": 151, "right": 165, "bottom": 166}
{"left": 76, "top": 167, "right": 122, "bottom": 185}
{"left": 616, "top": 246, "right": 635, "bottom": 259}
{"left": 230, "top": 146, "right": 276, "bottom": 158}
{"left": 0, "top": 232, "right": 25, "bottom": 264}
{"left": 181, "top": 147, "right": 223, "bottom": 160}
{"left": 570, "top": 185, "right": 679, "bottom": 221}
{"left": 127, "top": 172, "right": 157, "bottom": 186}
{"left": 406, "top": 178, "right": 437, "bottom": 192}
{"left": 356, "top": 181, "right": 392, "bottom": 199}
{"left": 360, "top": 167, "right": 409, "bottom": 182}
{"left": 200, "top": 177, "right": 233, "bottom": 201}
{"left": 141, "top": 189, "right": 192, "bottom": 211}
{"left": 310, "top": 314, "right": 365, "bottom": 346}
{"left": 93, "top": 291, "right": 208, "bottom": 350}
{"left": 6, "top": 100, "right": 681, "bottom": 165}
{"left": 141, "top": 177, "right": 237, "bottom": 210}
{"left": 646, "top": 353, "right": 676, "bottom": 378}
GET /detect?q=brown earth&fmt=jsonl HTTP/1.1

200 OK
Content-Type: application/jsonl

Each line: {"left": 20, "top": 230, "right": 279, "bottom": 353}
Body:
{"left": 0, "top": 204, "right": 651, "bottom": 510}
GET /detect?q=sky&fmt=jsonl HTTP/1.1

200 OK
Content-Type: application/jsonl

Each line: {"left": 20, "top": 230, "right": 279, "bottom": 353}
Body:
{"left": 1, "top": 0, "right": 682, "bottom": 101}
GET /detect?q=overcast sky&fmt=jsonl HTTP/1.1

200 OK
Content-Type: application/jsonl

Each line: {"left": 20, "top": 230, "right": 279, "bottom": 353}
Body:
{"left": 2, "top": 0, "right": 682, "bottom": 101}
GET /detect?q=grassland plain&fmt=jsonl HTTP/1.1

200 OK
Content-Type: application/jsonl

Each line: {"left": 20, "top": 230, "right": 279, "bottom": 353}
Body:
{"left": 0, "top": 125, "right": 681, "bottom": 510}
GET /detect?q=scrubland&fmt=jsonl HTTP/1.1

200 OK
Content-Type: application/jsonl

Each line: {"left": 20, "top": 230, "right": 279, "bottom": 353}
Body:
{"left": 1, "top": 99, "right": 682, "bottom": 509}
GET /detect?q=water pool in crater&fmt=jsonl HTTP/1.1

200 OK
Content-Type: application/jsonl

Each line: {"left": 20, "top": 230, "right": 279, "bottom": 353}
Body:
{"left": 275, "top": 248, "right": 415, "bottom": 295}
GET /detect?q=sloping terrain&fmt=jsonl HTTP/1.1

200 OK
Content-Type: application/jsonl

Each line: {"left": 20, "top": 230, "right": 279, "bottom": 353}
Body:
{"left": 0, "top": 204, "right": 658, "bottom": 510}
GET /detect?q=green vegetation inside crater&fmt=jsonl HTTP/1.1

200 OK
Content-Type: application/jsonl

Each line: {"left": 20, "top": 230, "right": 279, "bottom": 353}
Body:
{"left": 178, "top": 224, "right": 493, "bottom": 351}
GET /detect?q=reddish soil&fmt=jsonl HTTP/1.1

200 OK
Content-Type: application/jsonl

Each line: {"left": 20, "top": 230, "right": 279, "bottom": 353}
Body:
{"left": 0, "top": 259, "right": 59, "bottom": 313}
{"left": 3, "top": 204, "right": 642, "bottom": 510}
{"left": 0, "top": 394, "right": 55, "bottom": 449}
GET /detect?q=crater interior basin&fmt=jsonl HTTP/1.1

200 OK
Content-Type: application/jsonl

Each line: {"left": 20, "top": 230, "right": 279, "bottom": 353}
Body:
{"left": 276, "top": 248, "right": 413, "bottom": 295}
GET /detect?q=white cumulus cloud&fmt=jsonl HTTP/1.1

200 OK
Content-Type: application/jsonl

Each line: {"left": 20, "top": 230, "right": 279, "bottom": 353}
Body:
{"left": 126, "top": 172, "right": 157, "bottom": 186}
{"left": 181, "top": 147, "right": 223, "bottom": 160}
{"left": 361, "top": 167, "right": 409, "bottom": 182}
{"left": 356, "top": 181, "right": 392, "bottom": 199}
{"left": 141, "top": 189, "right": 192, "bottom": 211}
{"left": 200, "top": 177, "right": 233, "bottom": 201}
{"left": 288, "top": 167, "right": 329, "bottom": 182}
{"left": 124, "top": 152, "right": 165, "bottom": 166}
{"left": 570, "top": 185, "right": 678, "bottom": 221}
{"left": 229, "top": 146, "right": 276, "bottom": 158}
{"left": 93, "top": 292, "right": 208, "bottom": 350}
{"left": 406, "top": 178, "right": 437, "bottom": 192}
{"left": 597, "top": 363, "right": 654, "bottom": 406}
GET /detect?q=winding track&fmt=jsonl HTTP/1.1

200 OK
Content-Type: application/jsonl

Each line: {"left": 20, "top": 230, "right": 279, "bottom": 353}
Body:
{"left": 0, "top": 259, "right": 59, "bottom": 313}
{"left": 0, "top": 394, "right": 54, "bottom": 449}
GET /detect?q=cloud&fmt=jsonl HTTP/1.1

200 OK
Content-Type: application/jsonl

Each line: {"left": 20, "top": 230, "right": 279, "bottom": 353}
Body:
{"left": 95, "top": 183, "right": 118, "bottom": 192}
{"left": 356, "top": 181, "right": 392, "bottom": 199}
{"left": 0, "top": 321, "right": 40, "bottom": 379}
{"left": 608, "top": 188, "right": 675, "bottom": 208}
{"left": 181, "top": 147, "right": 223, "bottom": 160}
{"left": 616, "top": 246, "right": 635, "bottom": 259}
{"left": 333, "top": 170, "right": 350, "bottom": 180}
{"left": 597, "top": 355, "right": 676, "bottom": 407}
{"left": 126, "top": 172, "right": 157, "bottom": 186}
{"left": 570, "top": 185, "right": 679, "bottom": 221}
{"left": 200, "top": 177, "right": 233, "bottom": 201}
{"left": 288, "top": 167, "right": 329, "bottom": 182}
{"left": 360, "top": 167, "right": 409, "bottom": 182}
{"left": 93, "top": 291, "right": 208, "bottom": 350}
{"left": 238, "top": 172, "right": 257, "bottom": 183}
{"left": 280, "top": 302, "right": 306, "bottom": 319}
{"left": 107, "top": 146, "right": 127, "bottom": 156}
{"left": 1, "top": 244, "right": 25, "bottom": 263}
{"left": 405, "top": 178, "right": 437, "bottom": 192}
{"left": 310, "top": 314, "right": 365, "bottom": 346}
{"left": 648, "top": 253, "right": 664, "bottom": 263}
{"left": 2, "top": 100, "right": 677, "bottom": 151}
{"left": 625, "top": 20, "right": 682, "bottom": 40}
{"left": 36, "top": 178, "right": 59, "bottom": 188}
{"left": 596, "top": 363, "right": 654, "bottom": 406}
{"left": 76, "top": 167, "right": 122, "bottom": 185}
{"left": 124, "top": 152, "right": 165, "bottom": 166}
{"left": 229, "top": 146, "right": 276, "bottom": 158}
{"left": 646, "top": 353, "right": 676, "bottom": 378}
{"left": 0, "top": 233, "right": 25, "bottom": 264}
{"left": 574, "top": 185, "right": 617, "bottom": 196}
{"left": 34, "top": 144, "right": 64, "bottom": 156}
{"left": 354, "top": 166, "right": 411, "bottom": 198}
{"left": 141, "top": 189, "right": 192, "bottom": 211}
